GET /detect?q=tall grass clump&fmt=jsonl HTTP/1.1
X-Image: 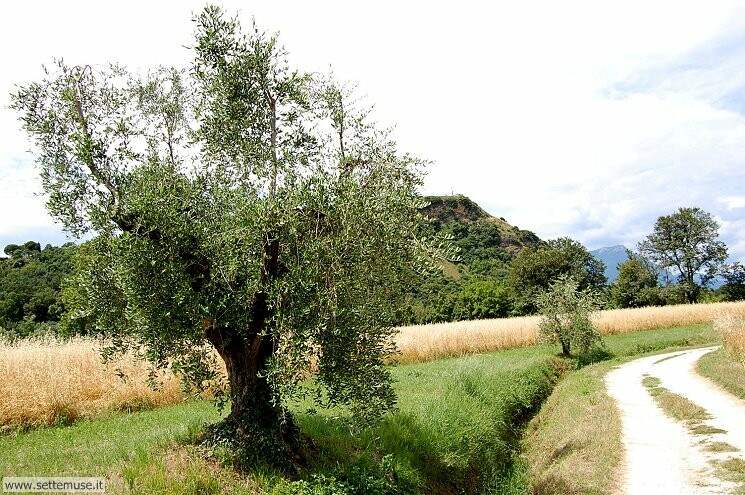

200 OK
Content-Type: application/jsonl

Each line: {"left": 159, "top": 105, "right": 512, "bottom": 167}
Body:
{"left": 395, "top": 301, "right": 745, "bottom": 363}
{"left": 0, "top": 337, "right": 185, "bottom": 431}
{"left": 715, "top": 314, "right": 745, "bottom": 363}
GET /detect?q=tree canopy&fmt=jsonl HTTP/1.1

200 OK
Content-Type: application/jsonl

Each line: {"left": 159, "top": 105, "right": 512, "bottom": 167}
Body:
{"left": 638, "top": 207, "right": 727, "bottom": 303}
{"left": 508, "top": 237, "right": 606, "bottom": 314}
{"left": 536, "top": 274, "right": 602, "bottom": 357}
{"left": 0, "top": 242, "right": 76, "bottom": 336}
{"left": 610, "top": 252, "right": 661, "bottom": 308}
{"left": 720, "top": 262, "right": 745, "bottom": 302}
{"left": 11, "top": 5, "right": 441, "bottom": 467}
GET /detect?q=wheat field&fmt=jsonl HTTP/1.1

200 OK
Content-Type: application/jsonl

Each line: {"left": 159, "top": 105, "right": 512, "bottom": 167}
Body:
{"left": 3, "top": 301, "right": 745, "bottom": 430}
{"left": 0, "top": 338, "right": 184, "bottom": 431}
{"left": 715, "top": 313, "right": 745, "bottom": 363}
{"left": 394, "top": 301, "right": 745, "bottom": 363}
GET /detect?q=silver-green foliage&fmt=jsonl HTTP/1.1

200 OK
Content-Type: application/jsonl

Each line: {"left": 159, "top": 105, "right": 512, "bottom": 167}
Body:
{"left": 536, "top": 275, "right": 603, "bottom": 356}
{"left": 11, "top": 6, "right": 448, "bottom": 427}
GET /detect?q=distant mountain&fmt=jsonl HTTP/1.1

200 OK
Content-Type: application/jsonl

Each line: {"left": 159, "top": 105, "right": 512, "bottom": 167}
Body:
{"left": 590, "top": 245, "right": 630, "bottom": 282}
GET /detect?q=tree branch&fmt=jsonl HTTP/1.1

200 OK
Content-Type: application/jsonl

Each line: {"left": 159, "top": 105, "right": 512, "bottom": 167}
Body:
{"left": 69, "top": 67, "right": 121, "bottom": 218}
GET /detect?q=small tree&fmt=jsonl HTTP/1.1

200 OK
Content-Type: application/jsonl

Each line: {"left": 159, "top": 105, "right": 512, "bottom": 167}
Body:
{"left": 611, "top": 252, "right": 660, "bottom": 308}
{"left": 536, "top": 275, "right": 602, "bottom": 356}
{"left": 639, "top": 207, "right": 728, "bottom": 303}
{"left": 11, "top": 6, "right": 441, "bottom": 468}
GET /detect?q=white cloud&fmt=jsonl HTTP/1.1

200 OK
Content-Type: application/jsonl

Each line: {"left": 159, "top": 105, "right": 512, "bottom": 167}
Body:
{"left": 2, "top": 0, "right": 745, "bottom": 259}
{"left": 720, "top": 196, "right": 745, "bottom": 210}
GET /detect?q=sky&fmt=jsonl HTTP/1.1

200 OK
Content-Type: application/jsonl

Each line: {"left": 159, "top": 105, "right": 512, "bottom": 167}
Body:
{"left": 2, "top": 1, "right": 745, "bottom": 261}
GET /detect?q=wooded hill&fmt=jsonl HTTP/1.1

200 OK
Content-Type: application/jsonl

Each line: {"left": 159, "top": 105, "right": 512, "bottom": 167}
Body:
{"left": 421, "top": 195, "right": 541, "bottom": 279}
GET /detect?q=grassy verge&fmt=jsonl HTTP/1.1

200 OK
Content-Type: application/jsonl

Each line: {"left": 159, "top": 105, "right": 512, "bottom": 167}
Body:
{"left": 0, "top": 324, "right": 718, "bottom": 495}
{"left": 0, "top": 401, "right": 220, "bottom": 476}
{"left": 522, "top": 359, "right": 622, "bottom": 495}
{"left": 698, "top": 349, "right": 745, "bottom": 401}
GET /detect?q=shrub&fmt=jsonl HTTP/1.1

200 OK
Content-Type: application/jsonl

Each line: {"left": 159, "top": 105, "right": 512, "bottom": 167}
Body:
{"left": 536, "top": 275, "right": 603, "bottom": 356}
{"left": 270, "top": 456, "right": 412, "bottom": 495}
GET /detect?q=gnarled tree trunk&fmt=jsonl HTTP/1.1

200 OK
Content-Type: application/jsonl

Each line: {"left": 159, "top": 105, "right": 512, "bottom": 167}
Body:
{"left": 201, "top": 238, "right": 301, "bottom": 470}
{"left": 204, "top": 322, "right": 301, "bottom": 470}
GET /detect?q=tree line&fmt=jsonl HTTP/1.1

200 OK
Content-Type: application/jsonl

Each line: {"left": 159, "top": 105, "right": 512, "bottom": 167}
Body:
{"left": 4, "top": 206, "right": 743, "bottom": 338}
{"left": 401, "top": 207, "right": 744, "bottom": 324}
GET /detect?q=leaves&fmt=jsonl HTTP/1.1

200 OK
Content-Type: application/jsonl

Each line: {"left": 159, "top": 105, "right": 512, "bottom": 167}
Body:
{"left": 536, "top": 275, "right": 603, "bottom": 356}
{"left": 638, "top": 207, "right": 728, "bottom": 303}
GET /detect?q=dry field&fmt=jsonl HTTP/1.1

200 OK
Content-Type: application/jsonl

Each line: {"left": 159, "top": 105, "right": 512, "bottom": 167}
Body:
{"left": 0, "top": 338, "right": 184, "bottom": 431}
{"left": 715, "top": 314, "right": 745, "bottom": 363}
{"left": 3, "top": 301, "right": 745, "bottom": 430}
{"left": 394, "top": 301, "right": 745, "bottom": 363}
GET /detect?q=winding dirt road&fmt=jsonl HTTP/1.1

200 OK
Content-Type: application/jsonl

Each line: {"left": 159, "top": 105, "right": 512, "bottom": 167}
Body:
{"left": 606, "top": 347, "right": 745, "bottom": 494}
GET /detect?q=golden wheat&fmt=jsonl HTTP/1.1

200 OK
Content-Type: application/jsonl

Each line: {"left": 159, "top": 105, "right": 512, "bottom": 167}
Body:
{"left": 714, "top": 314, "right": 745, "bottom": 363}
{"left": 395, "top": 301, "right": 745, "bottom": 363}
{"left": 0, "top": 338, "right": 184, "bottom": 431}
{"left": 3, "top": 301, "right": 744, "bottom": 430}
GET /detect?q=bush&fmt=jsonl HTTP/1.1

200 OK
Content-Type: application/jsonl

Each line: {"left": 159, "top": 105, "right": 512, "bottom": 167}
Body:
{"left": 271, "top": 456, "right": 413, "bottom": 495}
{"left": 536, "top": 275, "right": 603, "bottom": 356}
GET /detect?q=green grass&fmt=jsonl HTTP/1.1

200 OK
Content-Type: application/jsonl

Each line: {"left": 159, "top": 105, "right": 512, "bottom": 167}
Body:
{"left": 600, "top": 324, "right": 716, "bottom": 357}
{"left": 698, "top": 348, "right": 745, "bottom": 401}
{"left": 0, "top": 323, "right": 720, "bottom": 495}
{"left": 0, "top": 401, "right": 220, "bottom": 476}
{"left": 284, "top": 345, "right": 569, "bottom": 494}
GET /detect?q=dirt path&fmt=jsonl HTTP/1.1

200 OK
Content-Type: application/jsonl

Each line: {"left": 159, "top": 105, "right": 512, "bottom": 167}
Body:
{"left": 606, "top": 347, "right": 745, "bottom": 494}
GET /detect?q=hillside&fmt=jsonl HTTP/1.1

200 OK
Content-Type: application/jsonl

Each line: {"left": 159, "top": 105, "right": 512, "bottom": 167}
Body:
{"left": 422, "top": 195, "right": 541, "bottom": 273}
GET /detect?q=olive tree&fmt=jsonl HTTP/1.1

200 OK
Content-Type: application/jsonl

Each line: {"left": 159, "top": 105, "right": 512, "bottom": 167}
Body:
{"left": 536, "top": 275, "right": 602, "bottom": 356}
{"left": 11, "top": 6, "right": 440, "bottom": 468}
{"left": 639, "top": 207, "right": 728, "bottom": 303}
